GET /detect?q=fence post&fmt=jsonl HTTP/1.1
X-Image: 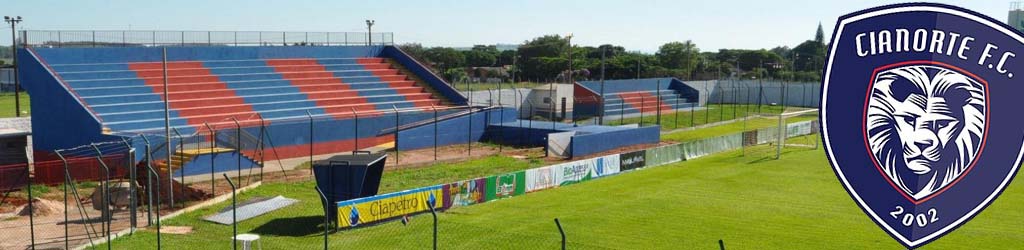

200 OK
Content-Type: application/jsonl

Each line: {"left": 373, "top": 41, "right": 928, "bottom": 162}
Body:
{"left": 56, "top": 150, "right": 69, "bottom": 249}
{"left": 392, "top": 105, "right": 400, "bottom": 166}
{"left": 314, "top": 187, "right": 330, "bottom": 250}
{"left": 141, "top": 144, "right": 162, "bottom": 250}
{"left": 351, "top": 108, "right": 359, "bottom": 152}
{"left": 656, "top": 80, "right": 662, "bottom": 125}
{"left": 704, "top": 82, "right": 710, "bottom": 125}
{"left": 427, "top": 199, "right": 438, "bottom": 250}
{"left": 639, "top": 95, "right": 645, "bottom": 127}
{"left": 120, "top": 138, "right": 138, "bottom": 233}
{"left": 204, "top": 123, "right": 216, "bottom": 195}
{"left": 467, "top": 105, "right": 473, "bottom": 156}
{"left": 305, "top": 111, "right": 314, "bottom": 176}
{"left": 140, "top": 135, "right": 154, "bottom": 225}
{"left": 230, "top": 118, "right": 242, "bottom": 181}
{"left": 719, "top": 81, "right": 725, "bottom": 122}
{"left": 619, "top": 98, "right": 625, "bottom": 125}
{"left": 498, "top": 90, "right": 504, "bottom": 152}
{"left": 27, "top": 160, "right": 35, "bottom": 250}
{"left": 90, "top": 144, "right": 113, "bottom": 250}
{"left": 257, "top": 115, "right": 266, "bottom": 181}
{"left": 223, "top": 174, "right": 237, "bottom": 250}
{"left": 171, "top": 127, "right": 184, "bottom": 208}
{"left": 674, "top": 95, "right": 680, "bottom": 130}
{"left": 431, "top": 105, "right": 438, "bottom": 161}
{"left": 555, "top": 218, "right": 566, "bottom": 250}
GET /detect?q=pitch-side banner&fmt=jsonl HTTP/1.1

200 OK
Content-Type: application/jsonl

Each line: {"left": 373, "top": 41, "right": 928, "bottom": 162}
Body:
{"left": 336, "top": 185, "right": 443, "bottom": 228}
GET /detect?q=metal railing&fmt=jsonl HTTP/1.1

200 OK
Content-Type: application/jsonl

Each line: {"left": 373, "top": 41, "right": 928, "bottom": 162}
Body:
{"left": 20, "top": 30, "right": 394, "bottom": 48}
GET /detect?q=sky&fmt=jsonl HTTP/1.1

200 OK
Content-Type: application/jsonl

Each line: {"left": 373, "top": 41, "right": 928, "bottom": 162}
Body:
{"left": 0, "top": 0, "right": 1013, "bottom": 53}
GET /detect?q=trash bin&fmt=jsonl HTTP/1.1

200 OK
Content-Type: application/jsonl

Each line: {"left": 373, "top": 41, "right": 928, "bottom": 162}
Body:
{"left": 312, "top": 151, "right": 387, "bottom": 224}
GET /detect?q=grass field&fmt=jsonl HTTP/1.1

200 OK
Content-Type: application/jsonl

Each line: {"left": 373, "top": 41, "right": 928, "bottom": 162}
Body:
{"left": 98, "top": 141, "right": 1023, "bottom": 249}
{"left": 661, "top": 110, "right": 818, "bottom": 142}
{"left": 0, "top": 92, "right": 30, "bottom": 118}
{"left": 604, "top": 104, "right": 789, "bottom": 131}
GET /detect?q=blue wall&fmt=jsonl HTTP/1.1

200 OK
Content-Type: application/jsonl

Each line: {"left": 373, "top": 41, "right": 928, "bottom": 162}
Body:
{"left": 19, "top": 48, "right": 123, "bottom": 154}
{"left": 396, "top": 107, "right": 516, "bottom": 150}
{"left": 570, "top": 125, "right": 660, "bottom": 158}
{"left": 176, "top": 151, "right": 260, "bottom": 177}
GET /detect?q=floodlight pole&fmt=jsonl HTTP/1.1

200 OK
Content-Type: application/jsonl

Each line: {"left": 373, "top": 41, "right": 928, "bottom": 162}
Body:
{"left": 365, "top": 20, "right": 375, "bottom": 46}
{"left": 5, "top": 16, "right": 23, "bottom": 117}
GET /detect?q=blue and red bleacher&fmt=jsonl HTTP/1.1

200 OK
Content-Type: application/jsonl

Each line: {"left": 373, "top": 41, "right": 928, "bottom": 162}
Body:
{"left": 575, "top": 77, "right": 700, "bottom": 117}
{"left": 22, "top": 46, "right": 468, "bottom": 163}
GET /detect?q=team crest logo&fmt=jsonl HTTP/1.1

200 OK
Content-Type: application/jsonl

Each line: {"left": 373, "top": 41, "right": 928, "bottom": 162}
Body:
{"left": 822, "top": 3, "right": 1023, "bottom": 248}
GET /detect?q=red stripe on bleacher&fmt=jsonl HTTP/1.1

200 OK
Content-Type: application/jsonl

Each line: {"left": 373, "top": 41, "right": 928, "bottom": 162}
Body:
{"left": 356, "top": 58, "right": 439, "bottom": 110}
{"left": 266, "top": 59, "right": 377, "bottom": 118}
{"left": 127, "top": 61, "right": 259, "bottom": 126}
{"left": 617, "top": 92, "right": 672, "bottom": 114}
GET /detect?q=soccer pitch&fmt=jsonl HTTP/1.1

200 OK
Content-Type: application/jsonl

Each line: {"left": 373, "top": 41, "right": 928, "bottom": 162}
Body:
{"left": 100, "top": 141, "right": 1023, "bottom": 249}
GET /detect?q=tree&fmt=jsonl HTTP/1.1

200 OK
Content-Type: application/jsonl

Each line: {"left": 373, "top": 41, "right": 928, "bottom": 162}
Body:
{"left": 463, "top": 48, "right": 497, "bottom": 67}
{"left": 815, "top": 23, "right": 825, "bottom": 44}
{"left": 791, "top": 40, "right": 826, "bottom": 72}
{"left": 517, "top": 35, "right": 569, "bottom": 80}
{"left": 770, "top": 46, "right": 791, "bottom": 59}
{"left": 399, "top": 43, "right": 427, "bottom": 62}
{"left": 655, "top": 41, "right": 700, "bottom": 77}
{"left": 497, "top": 50, "right": 516, "bottom": 66}
{"left": 424, "top": 47, "right": 465, "bottom": 77}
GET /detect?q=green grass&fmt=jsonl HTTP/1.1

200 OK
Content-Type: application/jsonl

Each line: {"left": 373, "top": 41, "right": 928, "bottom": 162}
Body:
{"left": 0, "top": 92, "right": 30, "bottom": 118}
{"left": 97, "top": 142, "right": 1024, "bottom": 249}
{"left": 97, "top": 155, "right": 546, "bottom": 249}
{"left": 604, "top": 104, "right": 787, "bottom": 131}
{"left": 661, "top": 112, "right": 818, "bottom": 142}
{"left": 452, "top": 82, "right": 544, "bottom": 91}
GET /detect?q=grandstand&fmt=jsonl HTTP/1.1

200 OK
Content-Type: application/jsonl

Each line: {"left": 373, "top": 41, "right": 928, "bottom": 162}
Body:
{"left": 19, "top": 45, "right": 480, "bottom": 176}
{"left": 575, "top": 77, "right": 700, "bottom": 120}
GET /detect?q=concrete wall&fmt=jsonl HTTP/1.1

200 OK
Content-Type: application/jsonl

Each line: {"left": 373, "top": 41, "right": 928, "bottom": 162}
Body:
{"left": 686, "top": 80, "right": 821, "bottom": 108}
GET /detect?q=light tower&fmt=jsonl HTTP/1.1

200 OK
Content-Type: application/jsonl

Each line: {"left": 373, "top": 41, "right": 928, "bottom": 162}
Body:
{"left": 4, "top": 16, "right": 23, "bottom": 117}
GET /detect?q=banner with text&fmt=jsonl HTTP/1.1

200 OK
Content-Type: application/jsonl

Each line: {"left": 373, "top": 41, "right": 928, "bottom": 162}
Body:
{"left": 337, "top": 185, "right": 444, "bottom": 228}
{"left": 485, "top": 171, "right": 526, "bottom": 201}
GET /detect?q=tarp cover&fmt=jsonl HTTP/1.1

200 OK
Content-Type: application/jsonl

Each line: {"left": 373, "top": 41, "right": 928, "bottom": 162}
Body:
{"left": 204, "top": 195, "right": 299, "bottom": 225}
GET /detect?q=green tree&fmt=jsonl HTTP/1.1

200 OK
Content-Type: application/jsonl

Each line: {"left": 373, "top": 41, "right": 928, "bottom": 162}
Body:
{"left": 791, "top": 40, "right": 826, "bottom": 72}
{"left": 424, "top": 47, "right": 465, "bottom": 78}
{"left": 497, "top": 50, "right": 516, "bottom": 66}
{"left": 815, "top": 23, "right": 825, "bottom": 44}
{"left": 464, "top": 46, "right": 497, "bottom": 67}
{"left": 399, "top": 43, "right": 427, "bottom": 62}
{"left": 517, "top": 35, "right": 569, "bottom": 80}
{"left": 655, "top": 41, "right": 700, "bottom": 77}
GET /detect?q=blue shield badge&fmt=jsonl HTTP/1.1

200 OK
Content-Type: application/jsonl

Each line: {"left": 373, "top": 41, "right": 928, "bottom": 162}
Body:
{"left": 821, "top": 3, "right": 1023, "bottom": 248}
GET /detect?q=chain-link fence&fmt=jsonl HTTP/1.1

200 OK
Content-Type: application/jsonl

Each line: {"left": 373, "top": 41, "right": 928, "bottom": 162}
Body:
{"left": 20, "top": 30, "right": 395, "bottom": 48}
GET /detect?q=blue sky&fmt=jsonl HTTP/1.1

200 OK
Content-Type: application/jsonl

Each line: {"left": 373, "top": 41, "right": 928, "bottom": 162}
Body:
{"left": 0, "top": 0, "right": 1011, "bottom": 52}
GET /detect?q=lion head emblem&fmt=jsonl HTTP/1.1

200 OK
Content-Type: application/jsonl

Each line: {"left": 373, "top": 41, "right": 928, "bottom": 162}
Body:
{"left": 866, "top": 64, "right": 986, "bottom": 200}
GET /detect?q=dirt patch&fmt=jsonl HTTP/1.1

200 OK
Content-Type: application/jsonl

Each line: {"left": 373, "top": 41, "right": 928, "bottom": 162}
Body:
{"left": 17, "top": 198, "right": 64, "bottom": 217}
{"left": 0, "top": 196, "right": 28, "bottom": 213}
{"left": 161, "top": 226, "right": 193, "bottom": 235}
